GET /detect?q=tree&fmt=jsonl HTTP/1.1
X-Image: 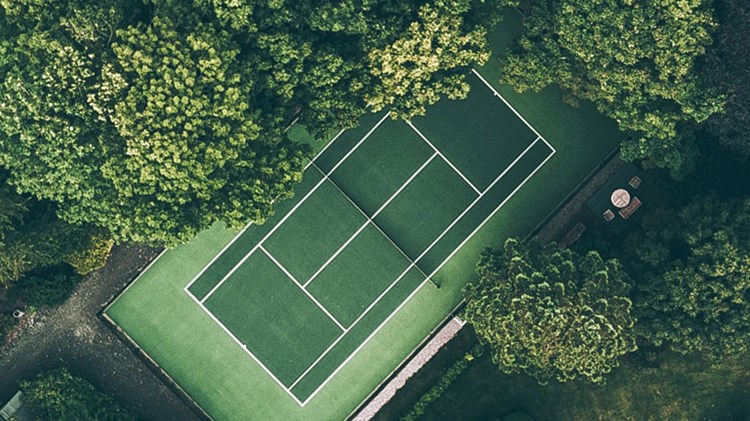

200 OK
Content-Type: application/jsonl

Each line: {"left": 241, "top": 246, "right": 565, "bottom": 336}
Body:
{"left": 20, "top": 367, "right": 136, "bottom": 420}
{"left": 0, "top": 4, "right": 308, "bottom": 245}
{"left": 0, "top": 0, "right": 509, "bottom": 245}
{"left": 366, "top": 0, "right": 492, "bottom": 119}
{"left": 0, "top": 312, "right": 15, "bottom": 344}
{"left": 702, "top": 0, "right": 750, "bottom": 158}
{"left": 463, "top": 238, "right": 637, "bottom": 385}
{"left": 501, "top": 0, "right": 723, "bottom": 178}
{"left": 8, "top": 265, "right": 82, "bottom": 308}
{"left": 628, "top": 194, "right": 750, "bottom": 363}
{"left": 0, "top": 173, "right": 92, "bottom": 287}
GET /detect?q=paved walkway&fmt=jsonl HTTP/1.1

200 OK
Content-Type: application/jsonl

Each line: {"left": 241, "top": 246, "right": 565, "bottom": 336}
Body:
{"left": 352, "top": 317, "right": 466, "bottom": 421}
{"left": 0, "top": 245, "right": 198, "bottom": 421}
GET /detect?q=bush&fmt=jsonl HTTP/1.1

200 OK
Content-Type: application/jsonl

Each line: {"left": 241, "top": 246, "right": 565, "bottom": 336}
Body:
{"left": 8, "top": 265, "right": 82, "bottom": 308}
{"left": 20, "top": 367, "right": 136, "bottom": 421}
{"left": 0, "top": 312, "right": 16, "bottom": 344}
{"left": 401, "top": 344, "right": 484, "bottom": 421}
{"left": 65, "top": 232, "right": 114, "bottom": 275}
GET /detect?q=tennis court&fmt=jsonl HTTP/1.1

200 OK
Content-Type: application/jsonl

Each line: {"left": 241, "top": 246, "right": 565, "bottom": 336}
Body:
{"left": 182, "top": 70, "right": 555, "bottom": 405}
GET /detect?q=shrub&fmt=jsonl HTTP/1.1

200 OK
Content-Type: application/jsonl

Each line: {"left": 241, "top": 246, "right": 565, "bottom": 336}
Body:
{"left": 65, "top": 232, "right": 114, "bottom": 275}
{"left": 8, "top": 265, "right": 82, "bottom": 308}
{"left": 401, "top": 344, "right": 484, "bottom": 421}
{"left": 20, "top": 367, "right": 136, "bottom": 420}
{"left": 0, "top": 312, "right": 16, "bottom": 344}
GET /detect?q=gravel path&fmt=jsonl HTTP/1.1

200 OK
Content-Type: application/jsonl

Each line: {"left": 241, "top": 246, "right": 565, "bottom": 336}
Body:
{"left": 0, "top": 245, "right": 199, "bottom": 421}
{"left": 351, "top": 317, "right": 466, "bottom": 421}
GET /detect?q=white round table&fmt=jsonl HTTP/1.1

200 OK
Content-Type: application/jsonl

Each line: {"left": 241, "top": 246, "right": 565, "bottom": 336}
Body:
{"left": 611, "top": 188, "right": 631, "bottom": 208}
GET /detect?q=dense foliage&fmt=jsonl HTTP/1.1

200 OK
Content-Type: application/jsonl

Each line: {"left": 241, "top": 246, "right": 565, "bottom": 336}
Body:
{"left": 401, "top": 344, "right": 485, "bottom": 421}
{"left": 628, "top": 194, "right": 750, "bottom": 363}
{"left": 20, "top": 367, "right": 136, "bottom": 421}
{"left": 501, "top": 0, "right": 723, "bottom": 177}
{"left": 64, "top": 231, "right": 114, "bottom": 275}
{"left": 8, "top": 265, "right": 82, "bottom": 308}
{"left": 0, "top": 0, "right": 505, "bottom": 245}
{"left": 463, "top": 238, "right": 637, "bottom": 385}
{"left": 702, "top": 0, "right": 750, "bottom": 158}
{"left": 0, "top": 312, "right": 15, "bottom": 344}
{"left": 0, "top": 173, "right": 94, "bottom": 287}
{"left": 367, "top": 1, "right": 491, "bottom": 119}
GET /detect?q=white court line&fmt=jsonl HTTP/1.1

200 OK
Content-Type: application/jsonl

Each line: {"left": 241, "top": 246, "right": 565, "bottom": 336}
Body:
{"left": 289, "top": 254, "right": 417, "bottom": 391}
{"left": 300, "top": 141, "right": 556, "bottom": 407}
{"left": 302, "top": 152, "right": 438, "bottom": 288}
{"left": 471, "top": 68, "right": 557, "bottom": 154}
{"left": 184, "top": 223, "right": 253, "bottom": 293}
{"left": 304, "top": 128, "right": 346, "bottom": 170}
{"left": 260, "top": 246, "right": 346, "bottom": 331}
{"left": 309, "top": 161, "right": 432, "bottom": 283}
{"left": 407, "top": 121, "right": 482, "bottom": 195}
{"left": 293, "top": 73, "right": 557, "bottom": 405}
{"left": 191, "top": 69, "right": 556, "bottom": 406}
{"left": 408, "top": 137, "right": 542, "bottom": 262}
{"left": 200, "top": 113, "right": 390, "bottom": 304}
{"left": 184, "top": 124, "right": 347, "bottom": 295}
{"left": 289, "top": 136, "right": 546, "bottom": 397}
{"left": 425, "top": 146, "right": 556, "bottom": 283}
{"left": 186, "top": 289, "right": 304, "bottom": 406}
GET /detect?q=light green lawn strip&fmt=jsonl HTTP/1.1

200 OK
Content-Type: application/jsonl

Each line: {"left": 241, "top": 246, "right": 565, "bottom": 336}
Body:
{"left": 262, "top": 178, "right": 366, "bottom": 282}
{"left": 327, "top": 119, "right": 433, "bottom": 216}
{"left": 204, "top": 251, "right": 342, "bottom": 385}
{"left": 411, "top": 74, "right": 537, "bottom": 191}
{"left": 307, "top": 223, "right": 411, "bottom": 327}
{"left": 373, "top": 158, "right": 477, "bottom": 261}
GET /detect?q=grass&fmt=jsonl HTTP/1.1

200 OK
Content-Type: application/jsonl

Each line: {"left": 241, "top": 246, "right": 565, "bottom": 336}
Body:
{"left": 104, "top": 7, "right": 622, "bottom": 420}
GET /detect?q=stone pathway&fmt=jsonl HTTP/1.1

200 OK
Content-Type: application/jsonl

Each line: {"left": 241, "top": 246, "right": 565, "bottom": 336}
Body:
{"left": 351, "top": 317, "right": 466, "bottom": 421}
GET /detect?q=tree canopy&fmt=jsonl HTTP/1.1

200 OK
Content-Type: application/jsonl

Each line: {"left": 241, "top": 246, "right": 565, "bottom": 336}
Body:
{"left": 20, "top": 367, "right": 136, "bottom": 420}
{"left": 0, "top": 0, "right": 504, "bottom": 245}
{"left": 702, "top": 0, "right": 750, "bottom": 158}
{"left": 628, "top": 194, "right": 750, "bottom": 363}
{"left": 0, "top": 172, "right": 94, "bottom": 287}
{"left": 463, "top": 238, "right": 637, "bottom": 385}
{"left": 500, "top": 0, "right": 723, "bottom": 178}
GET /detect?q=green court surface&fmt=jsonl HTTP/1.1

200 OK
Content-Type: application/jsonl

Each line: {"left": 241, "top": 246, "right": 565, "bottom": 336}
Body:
{"left": 105, "top": 8, "right": 622, "bottom": 421}
{"left": 175, "top": 69, "right": 554, "bottom": 405}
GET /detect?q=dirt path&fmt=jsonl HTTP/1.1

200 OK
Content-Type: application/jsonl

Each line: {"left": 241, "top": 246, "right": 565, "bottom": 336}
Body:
{"left": 0, "top": 245, "right": 199, "bottom": 421}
